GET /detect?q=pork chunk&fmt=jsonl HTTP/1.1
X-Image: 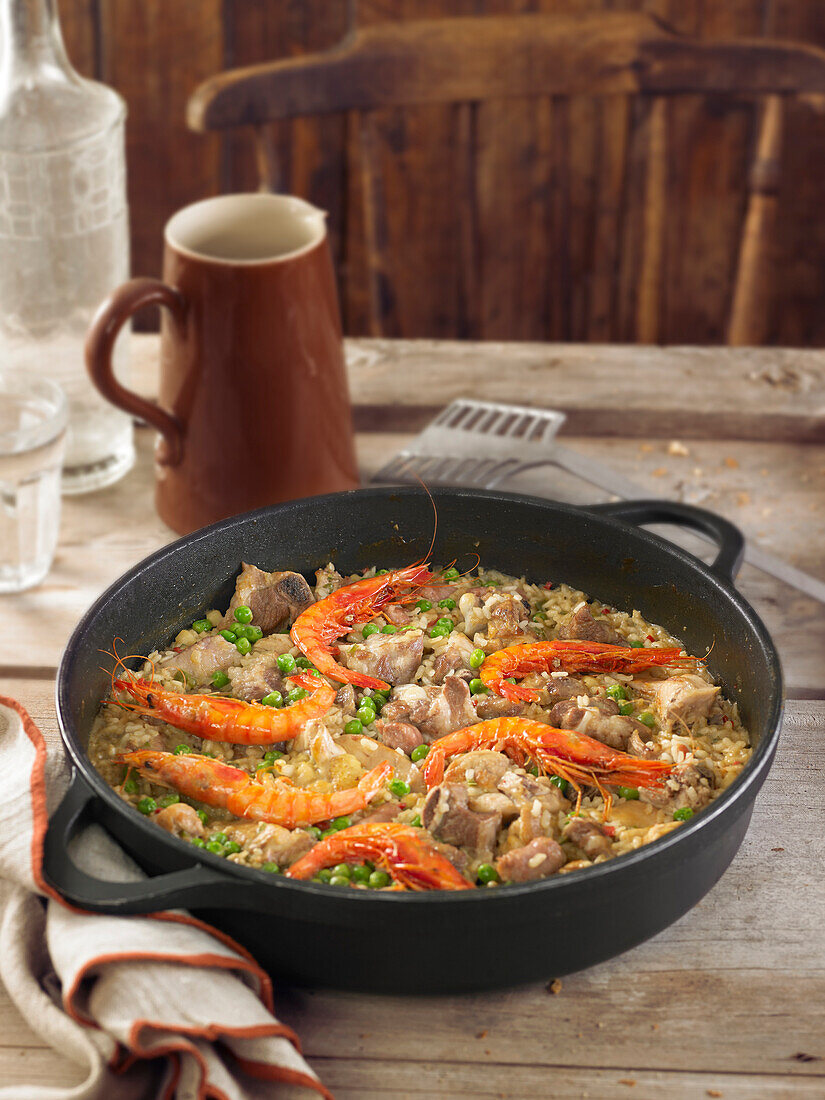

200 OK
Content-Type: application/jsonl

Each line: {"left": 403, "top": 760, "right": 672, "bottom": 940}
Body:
{"left": 314, "top": 564, "right": 344, "bottom": 599}
{"left": 372, "top": 719, "right": 423, "bottom": 754}
{"left": 484, "top": 592, "right": 528, "bottom": 640}
{"left": 496, "top": 837, "right": 566, "bottom": 883}
{"left": 497, "top": 770, "right": 570, "bottom": 814}
{"left": 382, "top": 675, "right": 478, "bottom": 741}
{"left": 444, "top": 750, "right": 511, "bottom": 789}
{"left": 558, "top": 603, "right": 622, "bottom": 646}
{"left": 549, "top": 696, "right": 648, "bottom": 751}
{"left": 338, "top": 631, "right": 424, "bottom": 686}
{"left": 160, "top": 635, "right": 238, "bottom": 686}
{"left": 154, "top": 803, "right": 205, "bottom": 838}
{"left": 431, "top": 631, "right": 476, "bottom": 683}
{"left": 227, "top": 658, "right": 284, "bottom": 702}
{"left": 222, "top": 563, "right": 313, "bottom": 633}
{"left": 335, "top": 684, "right": 358, "bottom": 714}
{"left": 222, "top": 821, "right": 314, "bottom": 867}
{"left": 635, "top": 674, "right": 721, "bottom": 727}
{"left": 473, "top": 695, "right": 526, "bottom": 720}
{"left": 422, "top": 784, "right": 501, "bottom": 862}
{"left": 562, "top": 817, "right": 613, "bottom": 859}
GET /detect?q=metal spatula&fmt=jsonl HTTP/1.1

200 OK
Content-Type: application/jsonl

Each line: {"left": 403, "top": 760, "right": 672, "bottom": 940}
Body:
{"left": 371, "top": 398, "right": 825, "bottom": 604}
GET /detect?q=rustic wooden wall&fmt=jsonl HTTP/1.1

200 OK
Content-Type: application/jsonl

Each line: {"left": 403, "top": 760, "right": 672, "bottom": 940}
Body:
{"left": 58, "top": 1, "right": 825, "bottom": 345}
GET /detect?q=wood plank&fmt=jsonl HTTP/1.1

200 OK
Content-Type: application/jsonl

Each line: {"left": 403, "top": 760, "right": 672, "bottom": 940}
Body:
{"left": 339, "top": 338, "right": 825, "bottom": 442}
{"left": 313, "top": 1061, "right": 825, "bottom": 1100}
{"left": 1, "top": 689, "right": 821, "bottom": 1094}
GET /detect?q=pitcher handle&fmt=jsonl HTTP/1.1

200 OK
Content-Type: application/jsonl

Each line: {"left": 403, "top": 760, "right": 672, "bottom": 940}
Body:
{"left": 85, "top": 277, "right": 187, "bottom": 467}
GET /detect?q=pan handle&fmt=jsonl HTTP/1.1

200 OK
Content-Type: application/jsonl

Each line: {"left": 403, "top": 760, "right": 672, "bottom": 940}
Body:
{"left": 42, "top": 771, "right": 253, "bottom": 913}
{"left": 587, "top": 499, "right": 745, "bottom": 585}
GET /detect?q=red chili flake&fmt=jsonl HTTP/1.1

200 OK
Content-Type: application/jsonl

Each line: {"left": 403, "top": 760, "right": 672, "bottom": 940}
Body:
{"left": 722, "top": 715, "right": 730, "bottom": 724}
{"left": 602, "top": 825, "right": 616, "bottom": 837}
{"left": 543, "top": 581, "right": 554, "bottom": 589}
{"left": 646, "top": 634, "right": 655, "bottom": 642}
{"left": 172, "top": 646, "right": 182, "bottom": 653}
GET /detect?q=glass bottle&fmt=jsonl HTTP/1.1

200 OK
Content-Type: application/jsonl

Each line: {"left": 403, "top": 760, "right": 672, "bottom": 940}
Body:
{"left": 0, "top": 0, "right": 133, "bottom": 493}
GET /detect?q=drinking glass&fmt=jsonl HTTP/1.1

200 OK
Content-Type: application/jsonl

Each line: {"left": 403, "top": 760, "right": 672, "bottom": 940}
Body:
{"left": 0, "top": 370, "right": 66, "bottom": 592}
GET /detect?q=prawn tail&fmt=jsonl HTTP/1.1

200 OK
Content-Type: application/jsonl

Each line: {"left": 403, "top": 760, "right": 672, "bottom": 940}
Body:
{"left": 357, "top": 761, "right": 394, "bottom": 801}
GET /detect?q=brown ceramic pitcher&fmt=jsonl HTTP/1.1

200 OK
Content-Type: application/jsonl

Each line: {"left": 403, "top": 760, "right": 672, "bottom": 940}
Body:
{"left": 85, "top": 193, "right": 359, "bottom": 534}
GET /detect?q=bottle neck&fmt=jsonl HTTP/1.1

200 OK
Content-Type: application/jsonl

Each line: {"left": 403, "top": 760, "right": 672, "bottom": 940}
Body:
{"left": 0, "top": 0, "right": 75, "bottom": 83}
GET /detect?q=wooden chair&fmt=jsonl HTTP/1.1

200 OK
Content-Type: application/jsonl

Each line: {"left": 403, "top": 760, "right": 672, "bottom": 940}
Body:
{"left": 187, "top": 12, "right": 825, "bottom": 344}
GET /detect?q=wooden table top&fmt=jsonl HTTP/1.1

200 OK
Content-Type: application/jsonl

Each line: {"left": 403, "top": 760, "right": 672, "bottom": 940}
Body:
{"left": 2, "top": 336, "right": 823, "bottom": 1098}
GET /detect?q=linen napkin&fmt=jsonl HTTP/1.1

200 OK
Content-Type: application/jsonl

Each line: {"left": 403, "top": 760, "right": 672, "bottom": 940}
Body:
{"left": 0, "top": 695, "right": 333, "bottom": 1100}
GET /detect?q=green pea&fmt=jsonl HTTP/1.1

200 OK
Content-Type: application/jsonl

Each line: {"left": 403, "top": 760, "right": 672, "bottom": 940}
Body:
{"left": 220, "top": 629, "right": 237, "bottom": 643}
{"left": 206, "top": 840, "right": 223, "bottom": 854}
{"left": 197, "top": 809, "right": 208, "bottom": 825}
{"left": 332, "top": 862, "right": 352, "bottom": 879}
{"left": 294, "top": 655, "right": 310, "bottom": 668}
{"left": 381, "top": 623, "right": 398, "bottom": 634}
{"left": 429, "top": 625, "right": 450, "bottom": 638}
{"left": 287, "top": 687, "right": 308, "bottom": 704}
{"left": 192, "top": 618, "right": 210, "bottom": 633}
{"left": 329, "top": 874, "right": 350, "bottom": 887}
{"left": 262, "top": 862, "right": 280, "bottom": 873}
{"left": 235, "top": 636, "right": 252, "bottom": 656}
{"left": 368, "top": 870, "right": 391, "bottom": 889}
{"left": 618, "top": 702, "right": 634, "bottom": 717}
{"left": 443, "top": 567, "right": 460, "bottom": 581}
{"left": 470, "top": 648, "right": 485, "bottom": 668}
{"left": 351, "top": 864, "right": 371, "bottom": 884}
{"left": 356, "top": 707, "right": 375, "bottom": 726}
{"left": 416, "top": 599, "right": 432, "bottom": 612}
{"left": 210, "top": 832, "right": 228, "bottom": 844}
{"left": 410, "top": 814, "right": 422, "bottom": 827}
{"left": 317, "top": 868, "right": 332, "bottom": 883}
{"left": 438, "top": 597, "right": 456, "bottom": 610}
{"left": 123, "top": 774, "right": 138, "bottom": 794}
{"left": 476, "top": 863, "right": 500, "bottom": 885}
{"left": 606, "top": 684, "right": 628, "bottom": 701}
{"left": 159, "top": 793, "right": 180, "bottom": 808}
{"left": 469, "top": 678, "right": 488, "bottom": 695}
{"left": 263, "top": 749, "right": 283, "bottom": 764}
{"left": 191, "top": 837, "right": 206, "bottom": 848}
{"left": 372, "top": 690, "right": 390, "bottom": 705}
{"left": 211, "top": 670, "right": 229, "bottom": 690}
{"left": 306, "top": 825, "right": 322, "bottom": 840}
{"left": 331, "top": 816, "right": 351, "bottom": 831}
{"left": 673, "top": 807, "right": 694, "bottom": 822}
{"left": 233, "top": 605, "right": 253, "bottom": 624}
{"left": 628, "top": 639, "right": 644, "bottom": 648}
{"left": 389, "top": 779, "right": 409, "bottom": 798}
{"left": 618, "top": 786, "right": 640, "bottom": 800}
{"left": 532, "top": 611, "right": 547, "bottom": 621}
{"left": 549, "top": 775, "right": 568, "bottom": 794}
{"left": 362, "top": 623, "right": 380, "bottom": 638}
{"left": 437, "top": 616, "right": 454, "bottom": 628}
{"left": 277, "top": 653, "right": 297, "bottom": 674}
{"left": 639, "top": 711, "right": 657, "bottom": 728}
{"left": 235, "top": 623, "right": 262, "bottom": 642}
{"left": 376, "top": 569, "right": 389, "bottom": 575}
{"left": 224, "top": 840, "right": 241, "bottom": 854}
{"left": 261, "top": 691, "right": 283, "bottom": 708}
{"left": 344, "top": 718, "right": 363, "bottom": 736}
{"left": 410, "top": 743, "right": 430, "bottom": 763}
{"left": 137, "top": 797, "right": 156, "bottom": 815}
{"left": 526, "top": 764, "right": 539, "bottom": 778}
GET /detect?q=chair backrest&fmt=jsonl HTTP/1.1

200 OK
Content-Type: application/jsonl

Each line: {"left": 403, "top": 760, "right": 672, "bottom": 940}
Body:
{"left": 188, "top": 12, "right": 825, "bottom": 343}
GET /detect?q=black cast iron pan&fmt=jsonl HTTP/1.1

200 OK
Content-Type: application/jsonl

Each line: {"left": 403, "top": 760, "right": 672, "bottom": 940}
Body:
{"left": 46, "top": 489, "right": 783, "bottom": 993}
